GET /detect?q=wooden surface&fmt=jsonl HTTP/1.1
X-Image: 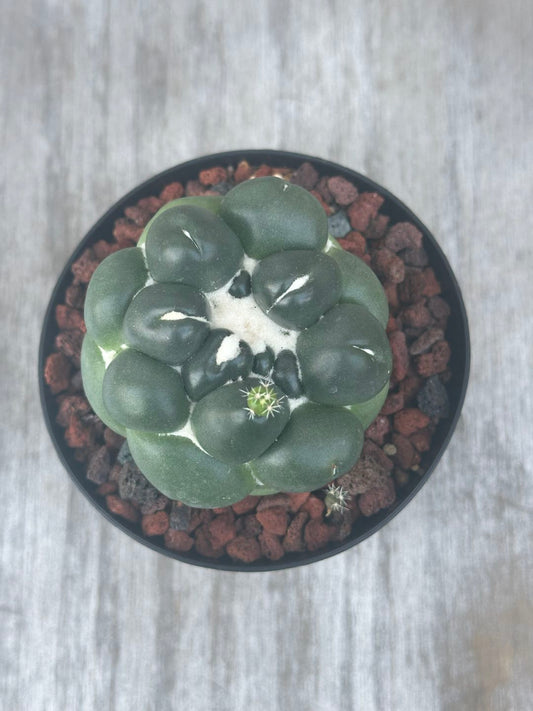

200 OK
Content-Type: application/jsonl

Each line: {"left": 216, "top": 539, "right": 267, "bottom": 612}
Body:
{"left": 1, "top": 1, "right": 532, "bottom": 709}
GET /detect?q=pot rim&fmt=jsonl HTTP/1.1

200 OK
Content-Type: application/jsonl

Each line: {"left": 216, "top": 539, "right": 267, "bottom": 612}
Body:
{"left": 39, "top": 149, "right": 470, "bottom": 572}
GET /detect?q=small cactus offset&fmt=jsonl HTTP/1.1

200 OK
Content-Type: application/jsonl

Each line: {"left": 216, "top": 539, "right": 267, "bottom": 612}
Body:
{"left": 323, "top": 483, "right": 352, "bottom": 517}
{"left": 81, "top": 176, "right": 392, "bottom": 508}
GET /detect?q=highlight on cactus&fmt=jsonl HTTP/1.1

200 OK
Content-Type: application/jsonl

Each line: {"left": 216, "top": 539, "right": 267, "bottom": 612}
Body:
{"left": 81, "top": 176, "right": 392, "bottom": 508}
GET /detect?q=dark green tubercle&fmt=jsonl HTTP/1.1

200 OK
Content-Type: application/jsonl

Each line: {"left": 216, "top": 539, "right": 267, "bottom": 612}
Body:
{"left": 272, "top": 350, "right": 303, "bottom": 398}
{"left": 251, "top": 249, "right": 341, "bottom": 329}
{"left": 228, "top": 269, "right": 252, "bottom": 298}
{"left": 123, "top": 282, "right": 209, "bottom": 365}
{"left": 181, "top": 329, "right": 253, "bottom": 401}
{"left": 102, "top": 348, "right": 190, "bottom": 432}
{"left": 220, "top": 177, "right": 328, "bottom": 258}
{"left": 80, "top": 335, "right": 127, "bottom": 436}
{"left": 84, "top": 248, "right": 147, "bottom": 350}
{"left": 127, "top": 430, "right": 255, "bottom": 507}
{"left": 326, "top": 236, "right": 389, "bottom": 328}
{"left": 144, "top": 204, "right": 243, "bottom": 291}
{"left": 297, "top": 302, "right": 392, "bottom": 405}
{"left": 249, "top": 403, "right": 364, "bottom": 492}
{"left": 81, "top": 179, "right": 393, "bottom": 509}
{"left": 191, "top": 377, "right": 290, "bottom": 464}
{"left": 252, "top": 347, "right": 275, "bottom": 376}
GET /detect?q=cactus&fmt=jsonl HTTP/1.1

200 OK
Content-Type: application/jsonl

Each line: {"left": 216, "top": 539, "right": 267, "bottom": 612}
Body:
{"left": 81, "top": 176, "right": 392, "bottom": 508}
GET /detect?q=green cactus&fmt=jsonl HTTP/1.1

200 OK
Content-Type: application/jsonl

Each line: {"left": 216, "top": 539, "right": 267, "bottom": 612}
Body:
{"left": 81, "top": 176, "right": 392, "bottom": 508}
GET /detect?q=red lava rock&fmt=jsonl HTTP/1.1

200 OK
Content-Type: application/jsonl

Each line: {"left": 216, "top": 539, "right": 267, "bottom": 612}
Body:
{"left": 428, "top": 295, "right": 451, "bottom": 323}
{"left": 287, "top": 491, "right": 311, "bottom": 512}
{"left": 358, "top": 478, "right": 396, "bottom": 517}
{"left": 242, "top": 514, "right": 263, "bottom": 537}
{"left": 381, "top": 390, "right": 405, "bottom": 415}
{"left": 386, "top": 315, "right": 398, "bottom": 334}
{"left": 86, "top": 445, "right": 111, "bottom": 484}
{"left": 422, "top": 268, "right": 441, "bottom": 297}
{"left": 256, "top": 506, "right": 289, "bottom": 536}
{"left": 347, "top": 192, "right": 384, "bottom": 232}
{"left": 399, "top": 372, "right": 423, "bottom": 403}
{"left": 282, "top": 511, "right": 309, "bottom": 552}
{"left": 207, "top": 511, "right": 237, "bottom": 548}
{"left": 327, "top": 176, "right": 358, "bottom": 206}
{"left": 234, "top": 160, "right": 253, "bottom": 183}
{"left": 187, "top": 508, "right": 214, "bottom": 533}
{"left": 96, "top": 481, "right": 117, "bottom": 496}
{"left": 337, "top": 232, "right": 367, "bottom": 258}
{"left": 56, "top": 395, "right": 90, "bottom": 427}
{"left": 124, "top": 205, "right": 151, "bottom": 227}
{"left": 226, "top": 535, "right": 262, "bottom": 563}
{"left": 54, "top": 330, "right": 83, "bottom": 366}
{"left": 363, "top": 440, "right": 395, "bottom": 472}
{"left": 415, "top": 340, "right": 451, "bottom": 376}
{"left": 409, "top": 328, "right": 445, "bottom": 355}
{"left": 164, "top": 529, "right": 194, "bottom": 552}
{"left": 256, "top": 493, "right": 291, "bottom": 511}
{"left": 251, "top": 164, "right": 271, "bottom": 178}
{"left": 401, "top": 302, "right": 432, "bottom": 328}
{"left": 92, "top": 240, "right": 116, "bottom": 261}
{"left": 291, "top": 163, "right": 319, "bottom": 190}
{"left": 199, "top": 166, "right": 228, "bottom": 186}
{"left": 259, "top": 532, "right": 285, "bottom": 561}
{"left": 112, "top": 218, "right": 143, "bottom": 245}
{"left": 103, "top": 427, "right": 125, "bottom": 451}
{"left": 410, "top": 429, "right": 432, "bottom": 452}
{"left": 185, "top": 179, "right": 205, "bottom": 196}
{"left": 365, "top": 415, "right": 391, "bottom": 445}
{"left": 71, "top": 248, "right": 100, "bottom": 283}
{"left": 65, "top": 283, "right": 85, "bottom": 309}
{"left": 194, "top": 525, "right": 225, "bottom": 558}
{"left": 44, "top": 353, "right": 72, "bottom": 394}
{"left": 398, "top": 269, "right": 426, "bottom": 304}
{"left": 212, "top": 507, "right": 230, "bottom": 515}
{"left": 231, "top": 495, "right": 260, "bottom": 515}
{"left": 310, "top": 190, "right": 332, "bottom": 214}
{"left": 391, "top": 433, "right": 420, "bottom": 470}
{"left": 394, "top": 408, "right": 431, "bottom": 436}
{"left": 55, "top": 305, "right": 85, "bottom": 332}
{"left": 383, "top": 282, "right": 400, "bottom": 314}
{"left": 301, "top": 495, "right": 325, "bottom": 519}
{"left": 365, "top": 213, "right": 390, "bottom": 240}
{"left": 141, "top": 511, "right": 169, "bottom": 537}
{"left": 384, "top": 222, "right": 423, "bottom": 252}
{"left": 337, "top": 455, "right": 390, "bottom": 495}
{"left": 137, "top": 196, "right": 164, "bottom": 214}
{"left": 389, "top": 330, "right": 409, "bottom": 382}
{"left": 106, "top": 494, "right": 140, "bottom": 523}
{"left": 402, "top": 247, "right": 429, "bottom": 267}
{"left": 372, "top": 248, "right": 405, "bottom": 284}
{"left": 314, "top": 176, "right": 333, "bottom": 203}
{"left": 304, "top": 519, "right": 332, "bottom": 551}
{"left": 159, "top": 182, "right": 184, "bottom": 202}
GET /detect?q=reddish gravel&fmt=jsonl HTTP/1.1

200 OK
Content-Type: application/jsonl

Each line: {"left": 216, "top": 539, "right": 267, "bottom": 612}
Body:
{"left": 43, "top": 160, "right": 454, "bottom": 564}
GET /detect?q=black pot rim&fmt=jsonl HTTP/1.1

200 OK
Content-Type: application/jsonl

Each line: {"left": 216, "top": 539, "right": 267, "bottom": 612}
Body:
{"left": 39, "top": 149, "right": 470, "bottom": 572}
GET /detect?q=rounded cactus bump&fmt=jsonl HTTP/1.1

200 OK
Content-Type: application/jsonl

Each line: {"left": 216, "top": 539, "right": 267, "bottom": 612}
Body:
{"left": 81, "top": 176, "right": 392, "bottom": 508}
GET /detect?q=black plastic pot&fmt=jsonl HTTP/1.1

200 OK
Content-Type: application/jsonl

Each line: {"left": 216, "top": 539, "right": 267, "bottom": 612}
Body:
{"left": 39, "top": 150, "right": 470, "bottom": 571}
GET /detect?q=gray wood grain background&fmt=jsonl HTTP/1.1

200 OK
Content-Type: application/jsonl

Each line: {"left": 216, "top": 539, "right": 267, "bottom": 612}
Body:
{"left": 1, "top": 1, "right": 532, "bottom": 709}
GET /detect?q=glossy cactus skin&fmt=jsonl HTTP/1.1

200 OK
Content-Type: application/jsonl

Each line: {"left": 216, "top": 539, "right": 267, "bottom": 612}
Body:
{"left": 82, "top": 176, "right": 392, "bottom": 508}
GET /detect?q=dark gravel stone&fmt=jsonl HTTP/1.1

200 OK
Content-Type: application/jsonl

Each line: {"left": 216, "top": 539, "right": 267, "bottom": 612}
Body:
{"left": 117, "top": 440, "right": 133, "bottom": 464}
{"left": 417, "top": 375, "right": 450, "bottom": 418}
{"left": 327, "top": 210, "right": 351, "bottom": 238}
{"left": 229, "top": 270, "right": 252, "bottom": 298}
{"left": 169, "top": 501, "right": 192, "bottom": 531}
